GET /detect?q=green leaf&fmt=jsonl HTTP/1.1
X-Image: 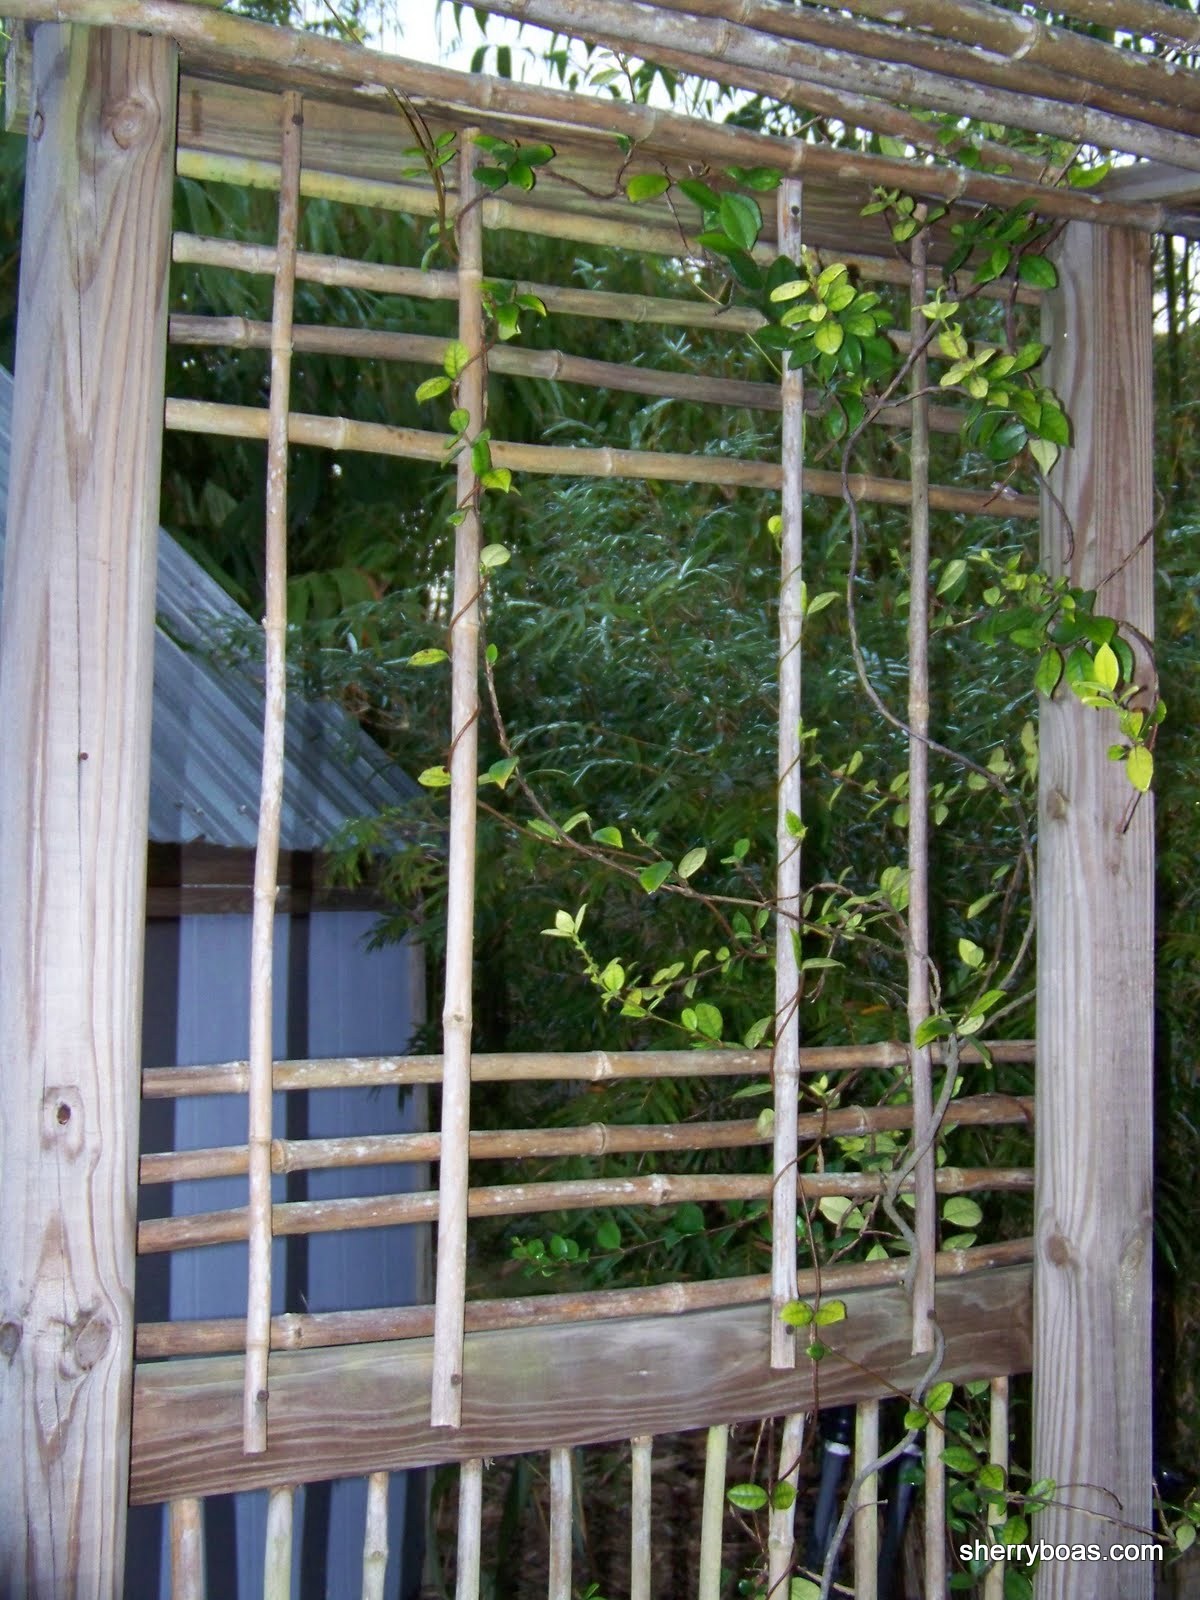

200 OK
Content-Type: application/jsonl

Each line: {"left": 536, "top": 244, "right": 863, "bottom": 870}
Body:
{"left": 977, "top": 1463, "right": 1007, "bottom": 1493}
{"left": 480, "top": 542, "right": 511, "bottom": 569}
{"left": 1018, "top": 253, "right": 1058, "bottom": 289}
{"left": 1127, "top": 744, "right": 1154, "bottom": 792}
{"left": 1001, "top": 1515, "right": 1029, "bottom": 1547}
{"left": 958, "top": 938, "right": 985, "bottom": 969}
{"left": 914, "top": 1014, "right": 952, "bottom": 1048}
{"left": 417, "top": 765, "right": 452, "bottom": 788}
{"left": 480, "top": 467, "right": 514, "bottom": 494}
{"left": 528, "top": 819, "right": 558, "bottom": 840}
{"left": 554, "top": 909, "right": 575, "bottom": 936}
{"left": 677, "top": 177, "right": 721, "bottom": 212}
{"left": 639, "top": 861, "right": 673, "bottom": 894}
{"left": 596, "top": 1217, "right": 621, "bottom": 1251}
{"left": 678, "top": 847, "right": 707, "bottom": 879}
{"left": 677, "top": 1201, "right": 705, "bottom": 1233}
{"left": 415, "top": 375, "right": 451, "bottom": 404}
{"left": 771, "top": 1482, "right": 797, "bottom": 1511}
{"left": 727, "top": 1483, "right": 768, "bottom": 1511}
{"left": 443, "top": 340, "right": 471, "bottom": 378}
{"left": 718, "top": 192, "right": 762, "bottom": 251}
{"left": 1092, "top": 641, "right": 1120, "bottom": 691}
{"left": 483, "top": 756, "right": 519, "bottom": 790}
{"left": 937, "top": 557, "right": 967, "bottom": 596}
{"left": 407, "top": 647, "right": 448, "bottom": 667}
{"left": 813, "top": 1299, "right": 847, "bottom": 1327}
{"left": 926, "top": 1381, "right": 954, "bottom": 1413}
{"left": 943, "top": 1196, "right": 983, "bottom": 1227}
{"left": 813, "top": 319, "right": 845, "bottom": 356}
{"left": 693, "top": 1001, "right": 723, "bottom": 1039}
{"left": 626, "top": 172, "right": 670, "bottom": 203}
{"left": 1035, "top": 648, "right": 1063, "bottom": 697}
{"left": 780, "top": 1300, "right": 814, "bottom": 1327}
{"left": 470, "top": 436, "right": 493, "bottom": 475}
{"left": 943, "top": 1445, "right": 981, "bottom": 1474}
{"left": 592, "top": 825, "right": 624, "bottom": 848}
{"left": 744, "top": 1016, "right": 772, "bottom": 1049}
{"left": 790, "top": 1580, "right": 822, "bottom": 1600}
{"left": 448, "top": 407, "right": 470, "bottom": 434}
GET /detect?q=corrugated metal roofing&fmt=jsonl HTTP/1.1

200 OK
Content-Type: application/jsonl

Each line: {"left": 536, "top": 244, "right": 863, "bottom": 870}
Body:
{"left": 0, "top": 366, "right": 416, "bottom": 849}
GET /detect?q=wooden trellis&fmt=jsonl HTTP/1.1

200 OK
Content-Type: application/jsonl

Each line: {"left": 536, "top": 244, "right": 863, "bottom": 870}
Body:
{"left": 0, "top": 0, "right": 1162, "bottom": 1595}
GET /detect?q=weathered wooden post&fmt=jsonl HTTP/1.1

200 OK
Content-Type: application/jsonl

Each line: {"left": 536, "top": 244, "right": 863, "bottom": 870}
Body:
{"left": 0, "top": 23, "right": 176, "bottom": 1597}
{"left": 1036, "top": 222, "right": 1154, "bottom": 1598}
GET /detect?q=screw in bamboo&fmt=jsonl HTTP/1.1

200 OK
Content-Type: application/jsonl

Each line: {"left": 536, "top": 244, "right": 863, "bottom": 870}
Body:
{"left": 140, "top": 1040, "right": 1036, "bottom": 1099}
{"left": 906, "top": 228, "right": 937, "bottom": 1360}
{"left": 455, "top": 1460, "right": 484, "bottom": 1600}
{"left": 630, "top": 1437, "right": 653, "bottom": 1600}
{"left": 548, "top": 1448, "right": 574, "bottom": 1600}
{"left": 362, "top": 1470, "right": 390, "bottom": 1600}
{"left": 263, "top": 1485, "right": 296, "bottom": 1600}
{"left": 479, "top": 0, "right": 1200, "bottom": 173}
{"left": 697, "top": 1425, "right": 730, "bottom": 1600}
{"left": 983, "top": 1377, "right": 1009, "bottom": 1600}
{"left": 770, "top": 176, "right": 805, "bottom": 1372}
{"left": 767, "top": 1413, "right": 807, "bottom": 1593}
{"left": 243, "top": 86, "right": 303, "bottom": 1459}
{"left": 163, "top": 395, "right": 1042, "bottom": 520}
{"left": 924, "top": 1405, "right": 947, "bottom": 1600}
{"left": 135, "top": 1236, "right": 1036, "bottom": 1359}
{"left": 853, "top": 1401, "right": 881, "bottom": 1600}
{"left": 169, "top": 1497, "right": 206, "bottom": 1600}
{"left": 431, "top": 134, "right": 485, "bottom": 1432}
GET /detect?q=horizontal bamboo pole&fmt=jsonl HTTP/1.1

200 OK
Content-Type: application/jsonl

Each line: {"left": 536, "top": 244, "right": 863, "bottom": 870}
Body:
{"left": 137, "top": 1166, "right": 1032, "bottom": 1255}
{"left": 797, "top": 0, "right": 1200, "bottom": 116}
{"left": 141, "top": 1040, "right": 1036, "bottom": 1098}
{"left": 0, "top": 0, "right": 1169, "bottom": 231}
{"left": 138, "top": 1092, "right": 1035, "bottom": 1185}
{"left": 164, "top": 396, "right": 1040, "bottom": 518}
{"left": 482, "top": 0, "right": 1200, "bottom": 172}
{"left": 135, "top": 1237, "right": 1035, "bottom": 1358}
{"left": 642, "top": 0, "right": 1200, "bottom": 142}
{"left": 167, "top": 310, "right": 963, "bottom": 432}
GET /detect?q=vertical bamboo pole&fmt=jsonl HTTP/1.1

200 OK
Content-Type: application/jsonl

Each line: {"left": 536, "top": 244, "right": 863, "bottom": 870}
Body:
{"left": 1035, "top": 223, "right": 1154, "bottom": 1600}
{"left": 548, "top": 1448, "right": 574, "bottom": 1600}
{"left": 924, "top": 1407, "right": 946, "bottom": 1600}
{"left": 698, "top": 1425, "right": 729, "bottom": 1600}
{"left": 984, "top": 1377, "right": 1009, "bottom": 1600}
{"left": 263, "top": 1485, "right": 295, "bottom": 1600}
{"left": 630, "top": 1436, "right": 653, "bottom": 1600}
{"left": 362, "top": 1470, "right": 390, "bottom": 1600}
{"left": 0, "top": 23, "right": 176, "bottom": 1597}
{"left": 455, "top": 1460, "right": 484, "bottom": 1600}
{"left": 431, "top": 131, "right": 486, "bottom": 1430}
{"left": 854, "top": 1402, "right": 880, "bottom": 1600}
{"left": 771, "top": 176, "right": 805, "bottom": 1370}
{"left": 907, "top": 227, "right": 936, "bottom": 1357}
{"left": 244, "top": 89, "right": 304, "bottom": 1457}
{"left": 767, "top": 1412, "right": 806, "bottom": 1595}
{"left": 170, "top": 1498, "right": 207, "bottom": 1600}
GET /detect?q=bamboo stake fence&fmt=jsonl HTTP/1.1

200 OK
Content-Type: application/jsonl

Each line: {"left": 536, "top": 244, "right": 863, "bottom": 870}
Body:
{"left": 630, "top": 1437, "right": 653, "bottom": 1600}
{"left": 362, "top": 1471, "right": 390, "bottom": 1600}
{"left": 698, "top": 1425, "right": 729, "bottom": 1600}
{"left": 767, "top": 1412, "right": 806, "bottom": 1591}
{"left": 548, "top": 1448, "right": 573, "bottom": 1600}
{"left": 455, "top": 1460, "right": 484, "bottom": 1600}
{"left": 985, "top": 1377, "right": 1010, "bottom": 1600}
{"left": 169, "top": 1497, "right": 205, "bottom": 1600}
{"left": 243, "top": 87, "right": 302, "bottom": 1458}
{"left": 853, "top": 1400, "right": 881, "bottom": 1600}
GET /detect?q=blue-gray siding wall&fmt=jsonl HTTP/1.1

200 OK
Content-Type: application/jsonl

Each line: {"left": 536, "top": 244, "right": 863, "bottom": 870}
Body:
{"left": 129, "top": 910, "right": 426, "bottom": 1600}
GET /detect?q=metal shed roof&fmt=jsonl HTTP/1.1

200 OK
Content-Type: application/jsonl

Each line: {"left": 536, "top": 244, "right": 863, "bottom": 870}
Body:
{"left": 0, "top": 366, "right": 416, "bottom": 850}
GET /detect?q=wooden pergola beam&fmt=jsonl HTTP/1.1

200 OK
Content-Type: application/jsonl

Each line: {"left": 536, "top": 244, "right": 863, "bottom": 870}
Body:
{"left": 1036, "top": 223, "right": 1155, "bottom": 1597}
{"left": 129, "top": 1263, "right": 1033, "bottom": 1505}
{"left": 0, "top": 21, "right": 176, "bottom": 1598}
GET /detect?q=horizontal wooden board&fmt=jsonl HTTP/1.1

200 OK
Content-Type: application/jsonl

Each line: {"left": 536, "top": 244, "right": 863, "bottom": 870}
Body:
{"left": 130, "top": 1262, "right": 1031, "bottom": 1503}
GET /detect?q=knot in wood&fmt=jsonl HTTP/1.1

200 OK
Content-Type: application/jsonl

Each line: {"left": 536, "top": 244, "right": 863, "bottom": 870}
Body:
{"left": 0, "top": 1319, "right": 22, "bottom": 1362}
{"left": 1044, "top": 1231, "right": 1073, "bottom": 1268}
{"left": 1046, "top": 787, "right": 1069, "bottom": 823}
{"left": 71, "top": 1310, "right": 113, "bottom": 1371}
{"left": 105, "top": 95, "right": 152, "bottom": 150}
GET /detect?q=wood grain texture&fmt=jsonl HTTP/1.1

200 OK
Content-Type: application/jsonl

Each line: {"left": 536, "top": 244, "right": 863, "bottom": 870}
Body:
{"left": 128, "top": 1265, "right": 1032, "bottom": 1505}
{"left": 0, "top": 24, "right": 176, "bottom": 1597}
{"left": 1036, "top": 222, "right": 1155, "bottom": 1596}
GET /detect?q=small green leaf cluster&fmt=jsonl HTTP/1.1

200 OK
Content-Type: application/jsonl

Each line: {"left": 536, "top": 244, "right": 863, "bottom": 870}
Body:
{"left": 473, "top": 133, "right": 555, "bottom": 194}
{"left": 861, "top": 187, "right": 946, "bottom": 243}
{"left": 510, "top": 1232, "right": 589, "bottom": 1278}
{"left": 971, "top": 550, "right": 1164, "bottom": 791}
{"left": 765, "top": 261, "right": 896, "bottom": 417}
{"left": 667, "top": 168, "right": 780, "bottom": 289}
